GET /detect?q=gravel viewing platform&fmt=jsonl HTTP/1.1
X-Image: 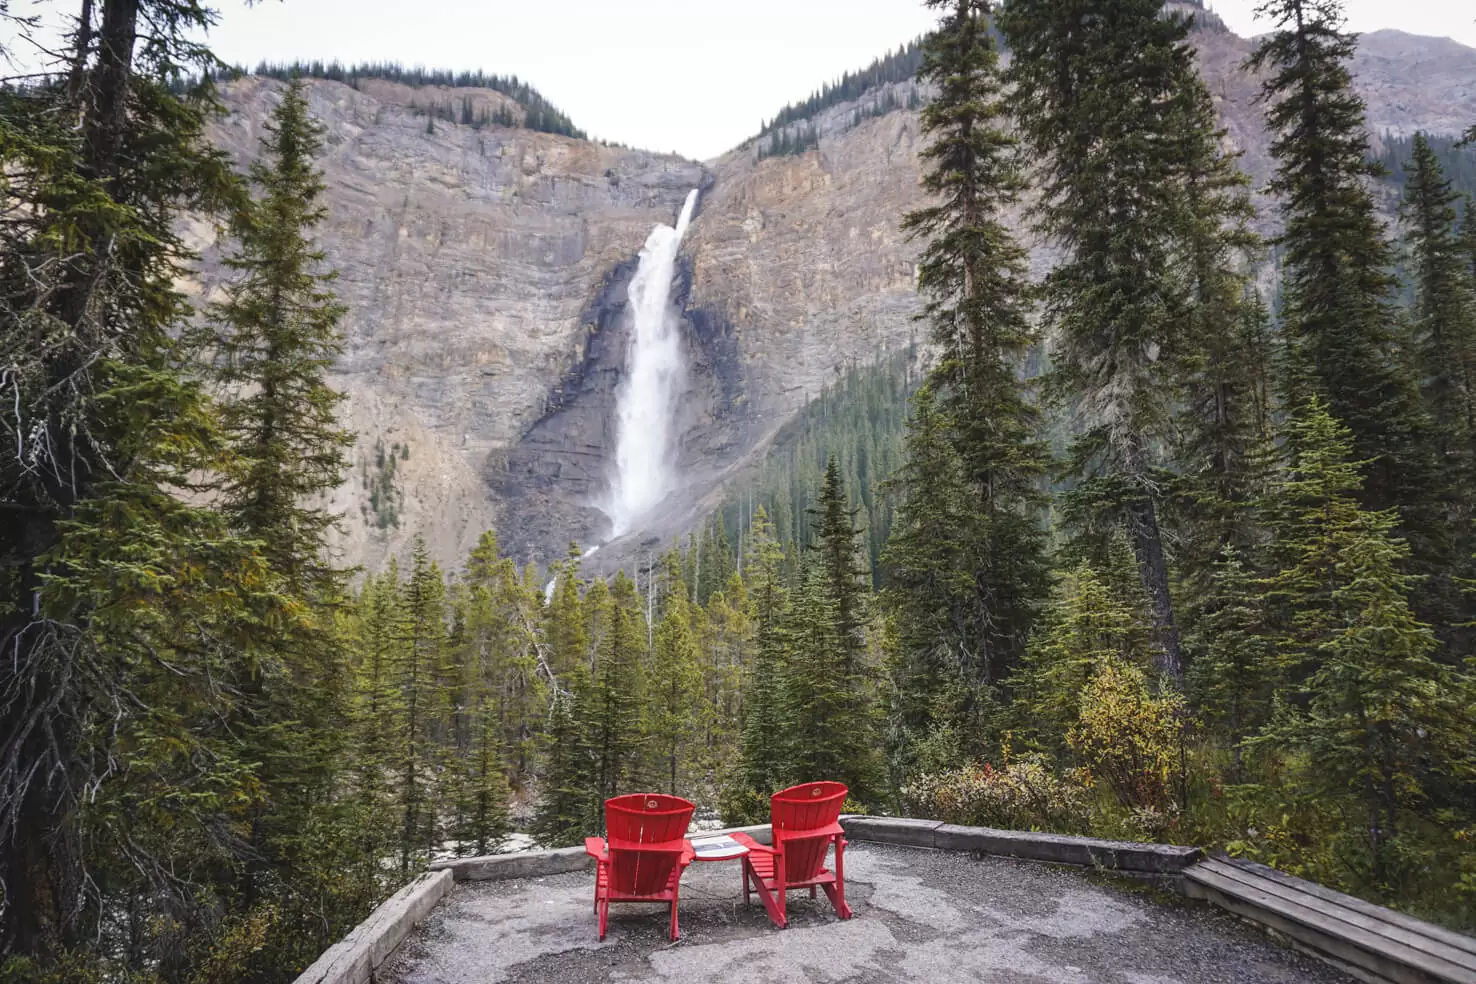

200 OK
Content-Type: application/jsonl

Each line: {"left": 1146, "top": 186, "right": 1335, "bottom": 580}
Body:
{"left": 383, "top": 841, "right": 1352, "bottom": 984}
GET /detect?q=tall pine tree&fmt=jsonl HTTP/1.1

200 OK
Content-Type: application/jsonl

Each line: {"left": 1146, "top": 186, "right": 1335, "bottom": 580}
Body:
{"left": 999, "top": 0, "right": 1214, "bottom": 683}
{"left": 1249, "top": 0, "right": 1445, "bottom": 615}
{"left": 899, "top": 0, "right": 1049, "bottom": 687}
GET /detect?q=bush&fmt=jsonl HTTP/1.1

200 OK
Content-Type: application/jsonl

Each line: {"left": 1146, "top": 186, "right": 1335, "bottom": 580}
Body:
{"left": 1068, "top": 656, "right": 1190, "bottom": 821}
{"left": 900, "top": 754, "right": 1093, "bottom": 834}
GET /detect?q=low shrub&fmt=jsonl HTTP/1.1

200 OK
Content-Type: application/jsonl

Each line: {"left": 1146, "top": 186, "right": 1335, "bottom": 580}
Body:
{"left": 900, "top": 754, "right": 1093, "bottom": 834}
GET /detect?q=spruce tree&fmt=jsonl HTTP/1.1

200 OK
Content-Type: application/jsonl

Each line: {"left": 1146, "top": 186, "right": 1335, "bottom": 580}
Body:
{"left": 1399, "top": 134, "right": 1476, "bottom": 628}
{"left": 586, "top": 573, "right": 648, "bottom": 810}
{"left": 1248, "top": 0, "right": 1443, "bottom": 599}
{"left": 197, "top": 78, "right": 351, "bottom": 585}
{"left": 1463, "top": 199, "right": 1476, "bottom": 285}
{"left": 1169, "top": 70, "right": 1271, "bottom": 611}
{"left": 733, "top": 509, "right": 793, "bottom": 815}
{"left": 396, "top": 537, "right": 446, "bottom": 871}
{"left": 882, "top": 388, "right": 982, "bottom": 765}
{"left": 648, "top": 553, "right": 704, "bottom": 795}
{"left": 1186, "top": 550, "right": 1280, "bottom": 779}
{"left": 1009, "top": 561, "right": 1154, "bottom": 763}
{"left": 534, "top": 681, "right": 596, "bottom": 845}
{"left": 1255, "top": 403, "right": 1471, "bottom": 885}
{"left": 899, "top": 0, "right": 1050, "bottom": 686}
{"left": 0, "top": 0, "right": 249, "bottom": 960}
{"left": 191, "top": 74, "right": 355, "bottom": 912}
{"left": 999, "top": 0, "right": 1214, "bottom": 683}
{"left": 797, "top": 461, "right": 884, "bottom": 801}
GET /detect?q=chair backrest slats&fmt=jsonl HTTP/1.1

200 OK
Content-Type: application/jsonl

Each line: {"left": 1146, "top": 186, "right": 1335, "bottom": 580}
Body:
{"left": 770, "top": 782, "right": 847, "bottom": 882}
{"left": 604, "top": 794, "right": 695, "bottom": 896}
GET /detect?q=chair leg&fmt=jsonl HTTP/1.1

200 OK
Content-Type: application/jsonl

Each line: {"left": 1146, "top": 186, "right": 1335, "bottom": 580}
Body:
{"left": 809, "top": 886, "right": 817, "bottom": 899}
{"left": 832, "top": 837, "right": 852, "bottom": 919}
{"left": 598, "top": 898, "right": 609, "bottom": 941}
{"left": 775, "top": 852, "right": 787, "bottom": 928}
{"left": 742, "top": 859, "right": 751, "bottom": 906}
{"left": 669, "top": 896, "right": 680, "bottom": 941}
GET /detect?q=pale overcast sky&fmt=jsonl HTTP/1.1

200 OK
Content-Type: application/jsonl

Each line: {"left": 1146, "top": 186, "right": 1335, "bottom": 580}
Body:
{"left": 6, "top": 1, "right": 1475, "bottom": 160}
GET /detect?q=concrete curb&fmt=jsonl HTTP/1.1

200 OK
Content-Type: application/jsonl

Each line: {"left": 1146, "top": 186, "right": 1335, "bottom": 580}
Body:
{"left": 290, "top": 869, "right": 452, "bottom": 984}
{"left": 839, "top": 816, "right": 1202, "bottom": 874}
{"left": 430, "top": 824, "right": 774, "bottom": 883}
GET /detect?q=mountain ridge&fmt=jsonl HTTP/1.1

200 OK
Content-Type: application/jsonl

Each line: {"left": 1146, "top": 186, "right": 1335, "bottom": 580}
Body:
{"left": 193, "top": 22, "right": 1476, "bottom": 576}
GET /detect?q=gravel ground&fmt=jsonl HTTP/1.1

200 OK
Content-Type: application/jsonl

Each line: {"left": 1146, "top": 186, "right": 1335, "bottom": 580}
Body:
{"left": 383, "top": 842, "right": 1353, "bottom": 984}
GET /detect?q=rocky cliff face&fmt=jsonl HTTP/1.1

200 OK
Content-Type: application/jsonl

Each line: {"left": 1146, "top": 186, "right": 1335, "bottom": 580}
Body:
{"left": 196, "top": 76, "right": 705, "bottom": 571}
{"left": 199, "top": 26, "right": 1476, "bottom": 576}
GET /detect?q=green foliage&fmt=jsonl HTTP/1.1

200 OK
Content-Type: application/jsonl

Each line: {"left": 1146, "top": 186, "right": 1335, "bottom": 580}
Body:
{"left": 900, "top": 755, "right": 1093, "bottom": 834}
{"left": 1398, "top": 134, "right": 1476, "bottom": 628}
{"left": 1376, "top": 132, "right": 1476, "bottom": 201}
{"left": 755, "top": 123, "right": 819, "bottom": 161}
{"left": 718, "top": 348, "right": 920, "bottom": 584}
{"left": 1254, "top": 403, "right": 1473, "bottom": 888}
{"left": 999, "top": 0, "right": 1231, "bottom": 683}
{"left": 362, "top": 438, "right": 404, "bottom": 529}
{"left": 1009, "top": 559, "right": 1154, "bottom": 760}
{"left": 1249, "top": 0, "right": 1447, "bottom": 613}
{"left": 758, "top": 40, "right": 929, "bottom": 138}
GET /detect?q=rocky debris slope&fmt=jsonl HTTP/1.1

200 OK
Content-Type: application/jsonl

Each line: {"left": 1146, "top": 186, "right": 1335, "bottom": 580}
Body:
{"left": 196, "top": 25, "right": 1476, "bottom": 575}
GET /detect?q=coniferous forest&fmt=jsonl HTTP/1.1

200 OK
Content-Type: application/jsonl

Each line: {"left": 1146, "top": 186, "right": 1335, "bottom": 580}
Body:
{"left": 3, "top": 0, "right": 1476, "bottom": 982}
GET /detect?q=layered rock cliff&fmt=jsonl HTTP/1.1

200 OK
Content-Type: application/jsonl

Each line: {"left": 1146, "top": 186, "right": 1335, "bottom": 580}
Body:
{"left": 198, "top": 25, "right": 1476, "bottom": 575}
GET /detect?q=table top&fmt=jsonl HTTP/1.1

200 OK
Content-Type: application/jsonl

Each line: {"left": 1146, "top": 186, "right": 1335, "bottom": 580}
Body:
{"left": 689, "top": 834, "right": 749, "bottom": 861}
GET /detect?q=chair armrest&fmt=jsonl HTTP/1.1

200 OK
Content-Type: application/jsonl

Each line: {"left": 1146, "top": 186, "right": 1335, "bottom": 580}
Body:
{"left": 731, "top": 831, "right": 777, "bottom": 855}
{"left": 775, "top": 821, "right": 846, "bottom": 842}
{"left": 584, "top": 837, "right": 608, "bottom": 861}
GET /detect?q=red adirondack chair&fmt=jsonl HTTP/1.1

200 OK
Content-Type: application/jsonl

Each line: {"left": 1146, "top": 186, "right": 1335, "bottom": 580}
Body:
{"left": 731, "top": 781, "right": 852, "bottom": 928}
{"left": 583, "top": 793, "right": 695, "bottom": 941}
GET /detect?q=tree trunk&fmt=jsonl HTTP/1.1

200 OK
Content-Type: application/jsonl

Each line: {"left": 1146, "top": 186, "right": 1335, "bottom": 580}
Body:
{"left": 1126, "top": 496, "right": 1184, "bottom": 685}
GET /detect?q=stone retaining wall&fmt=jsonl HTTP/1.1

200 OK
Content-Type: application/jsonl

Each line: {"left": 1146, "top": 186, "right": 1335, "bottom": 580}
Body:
{"left": 290, "top": 870, "right": 452, "bottom": 984}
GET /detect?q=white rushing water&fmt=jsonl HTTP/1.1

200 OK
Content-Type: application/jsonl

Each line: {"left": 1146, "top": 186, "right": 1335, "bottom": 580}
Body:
{"left": 606, "top": 189, "right": 701, "bottom": 538}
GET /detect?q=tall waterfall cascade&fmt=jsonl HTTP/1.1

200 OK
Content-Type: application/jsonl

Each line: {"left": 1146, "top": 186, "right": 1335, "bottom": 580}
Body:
{"left": 606, "top": 188, "right": 701, "bottom": 538}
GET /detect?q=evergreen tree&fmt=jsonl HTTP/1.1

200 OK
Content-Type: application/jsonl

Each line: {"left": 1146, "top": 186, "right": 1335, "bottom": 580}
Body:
{"left": 882, "top": 388, "right": 983, "bottom": 766}
{"left": 1168, "top": 65, "right": 1271, "bottom": 611}
{"left": 1399, "top": 133, "right": 1476, "bottom": 613}
{"left": 1462, "top": 198, "right": 1476, "bottom": 285}
{"left": 811, "top": 457, "right": 868, "bottom": 670}
{"left": 0, "top": 0, "right": 246, "bottom": 961}
{"left": 534, "top": 681, "right": 596, "bottom": 846}
{"left": 1255, "top": 403, "right": 1472, "bottom": 886}
{"left": 1186, "top": 550, "right": 1280, "bottom": 779}
{"left": 797, "top": 461, "right": 884, "bottom": 801}
{"left": 585, "top": 573, "right": 648, "bottom": 810}
{"left": 1249, "top": 0, "right": 1444, "bottom": 604}
{"left": 196, "top": 78, "right": 351, "bottom": 586}
{"left": 999, "top": 0, "right": 1214, "bottom": 683}
{"left": 1009, "top": 560, "right": 1154, "bottom": 762}
{"left": 900, "top": 0, "right": 1050, "bottom": 686}
{"left": 396, "top": 538, "right": 445, "bottom": 871}
{"left": 648, "top": 553, "right": 705, "bottom": 795}
{"left": 732, "top": 509, "right": 793, "bottom": 814}
{"left": 545, "top": 546, "right": 589, "bottom": 678}
{"left": 190, "top": 74, "right": 356, "bottom": 913}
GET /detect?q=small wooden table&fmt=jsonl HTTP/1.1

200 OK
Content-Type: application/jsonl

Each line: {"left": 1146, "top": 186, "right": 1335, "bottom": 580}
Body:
{"left": 689, "top": 834, "right": 749, "bottom": 862}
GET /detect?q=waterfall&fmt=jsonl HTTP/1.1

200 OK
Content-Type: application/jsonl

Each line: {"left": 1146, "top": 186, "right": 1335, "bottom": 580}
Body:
{"left": 606, "top": 188, "right": 700, "bottom": 538}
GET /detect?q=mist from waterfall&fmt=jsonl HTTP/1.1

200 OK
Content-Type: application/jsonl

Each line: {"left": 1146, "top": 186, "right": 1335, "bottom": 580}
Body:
{"left": 606, "top": 188, "right": 700, "bottom": 538}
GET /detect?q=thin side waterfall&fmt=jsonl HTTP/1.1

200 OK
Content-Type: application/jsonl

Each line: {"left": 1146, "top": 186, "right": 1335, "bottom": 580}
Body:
{"left": 606, "top": 188, "right": 700, "bottom": 538}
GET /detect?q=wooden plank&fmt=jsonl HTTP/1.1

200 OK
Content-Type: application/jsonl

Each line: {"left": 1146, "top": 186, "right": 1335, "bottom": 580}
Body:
{"left": 1186, "top": 864, "right": 1476, "bottom": 984}
{"left": 1217, "top": 857, "right": 1476, "bottom": 958}
{"left": 1195, "top": 860, "right": 1476, "bottom": 971}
